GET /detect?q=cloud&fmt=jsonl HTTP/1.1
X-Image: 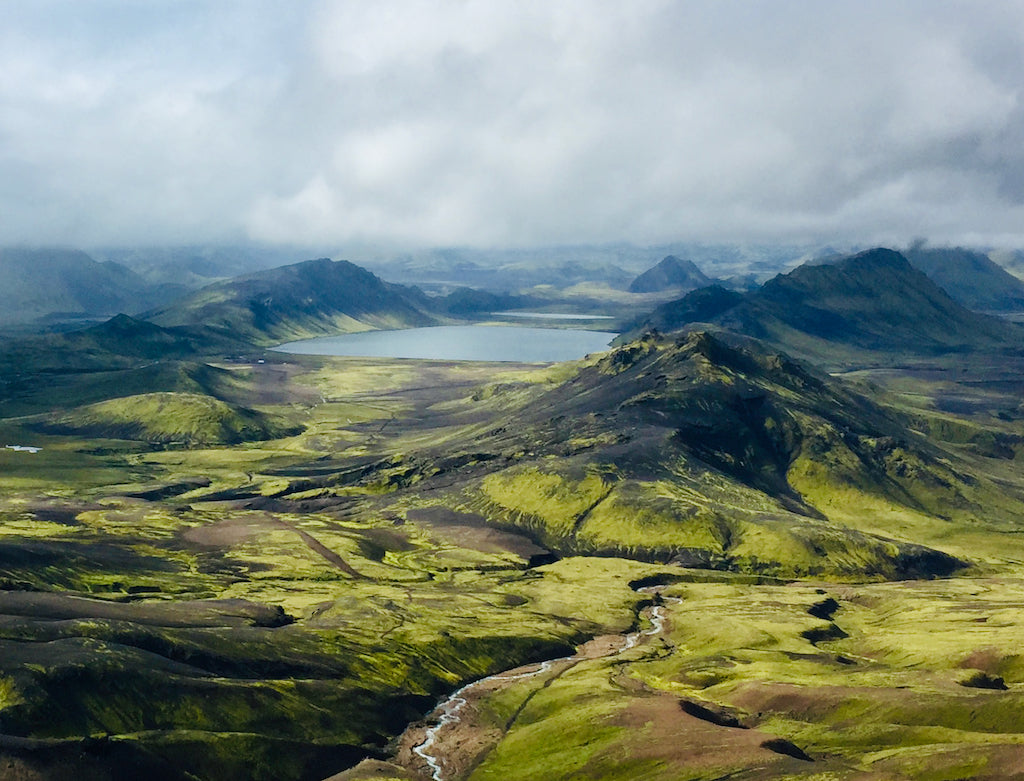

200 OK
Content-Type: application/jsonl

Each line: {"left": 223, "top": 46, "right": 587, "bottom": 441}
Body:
{"left": 3, "top": 0, "right": 1024, "bottom": 249}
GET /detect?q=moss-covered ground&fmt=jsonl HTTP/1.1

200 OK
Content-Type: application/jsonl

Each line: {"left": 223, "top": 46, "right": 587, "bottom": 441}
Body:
{"left": 3, "top": 338, "right": 1024, "bottom": 779}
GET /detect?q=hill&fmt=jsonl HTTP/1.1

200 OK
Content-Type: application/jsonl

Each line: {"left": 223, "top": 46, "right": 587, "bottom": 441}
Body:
{"left": 904, "top": 245, "right": 1024, "bottom": 312}
{"left": 0, "top": 247, "right": 181, "bottom": 328}
{"left": 623, "top": 248, "right": 1022, "bottom": 362}
{"left": 628, "top": 255, "right": 712, "bottom": 293}
{"left": 241, "top": 330, "right": 1024, "bottom": 580}
{"left": 0, "top": 314, "right": 233, "bottom": 378}
{"left": 435, "top": 287, "right": 536, "bottom": 315}
{"left": 616, "top": 285, "right": 744, "bottom": 338}
{"left": 0, "top": 315, "right": 258, "bottom": 420}
{"left": 451, "top": 331, "right": 1019, "bottom": 577}
{"left": 146, "top": 258, "right": 439, "bottom": 345}
{"left": 36, "top": 392, "right": 299, "bottom": 445}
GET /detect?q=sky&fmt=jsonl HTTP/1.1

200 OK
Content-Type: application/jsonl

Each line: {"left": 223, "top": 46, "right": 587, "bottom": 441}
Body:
{"left": 4, "top": 0, "right": 1024, "bottom": 250}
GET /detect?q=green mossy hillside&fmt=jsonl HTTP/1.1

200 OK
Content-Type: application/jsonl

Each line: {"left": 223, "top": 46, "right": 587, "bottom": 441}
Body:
{"left": 425, "top": 331, "right": 1018, "bottom": 576}
{"left": 36, "top": 392, "right": 299, "bottom": 445}
{"left": 460, "top": 577, "right": 1024, "bottom": 781}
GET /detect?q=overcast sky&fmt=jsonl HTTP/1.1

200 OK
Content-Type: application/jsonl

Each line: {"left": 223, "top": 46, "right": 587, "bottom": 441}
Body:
{"left": 4, "top": 0, "right": 1024, "bottom": 250}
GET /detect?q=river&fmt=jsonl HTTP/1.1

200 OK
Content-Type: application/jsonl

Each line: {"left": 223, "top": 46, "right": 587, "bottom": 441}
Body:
{"left": 402, "top": 587, "right": 680, "bottom": 781}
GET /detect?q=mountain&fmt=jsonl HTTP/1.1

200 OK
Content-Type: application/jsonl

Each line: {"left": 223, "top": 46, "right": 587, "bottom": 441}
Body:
{"left": 628, "top": 255, "right": 712, "bottom": 293}
{"left": 0, "top": 248, "right": 179, "bottom": 327}
{"left": 616, "top": 285, "right": 744, "bottom": 339}
{"left": 236, "top": 329, "right": 1024, "bottom": 580}
{"left": 0, "top": 314, "right": 228, "bottom": 375}
{"left": 449, "top": 331, "right": 1013, "bottom": 577}
{"left": 623, "top": 248, "right": 1022, "bottom": 361}
{"left": 904, "top": 245, "right": 1024, "bottom": 312}
{"left": 436, "top": 287, "right": 536, "bottom": 315}
{"left": 145, "top": 258, "right": 439, "bottom": 345}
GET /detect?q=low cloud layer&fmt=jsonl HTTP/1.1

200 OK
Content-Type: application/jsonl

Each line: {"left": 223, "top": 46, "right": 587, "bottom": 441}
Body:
{"left": 4, "top": 0, "right": 1024, "bottom": 249}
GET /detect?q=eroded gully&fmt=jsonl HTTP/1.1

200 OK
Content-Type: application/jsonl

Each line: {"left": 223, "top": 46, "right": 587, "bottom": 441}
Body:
{"left": 400, "top": 586, "right": 680, "bottom": 781}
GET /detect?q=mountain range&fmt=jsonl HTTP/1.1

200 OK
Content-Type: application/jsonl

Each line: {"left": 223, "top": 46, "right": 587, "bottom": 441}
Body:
{"left": 625, "top": 248, "right": 1023, "bottom": 363}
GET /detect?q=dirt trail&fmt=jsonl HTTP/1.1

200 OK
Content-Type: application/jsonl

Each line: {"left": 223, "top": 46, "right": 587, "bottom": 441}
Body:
{"left": 392, "top": 589, "right": 677, "bottom": 781}
{"left": 271, "top": 516, "right": 367, "bottom": 579}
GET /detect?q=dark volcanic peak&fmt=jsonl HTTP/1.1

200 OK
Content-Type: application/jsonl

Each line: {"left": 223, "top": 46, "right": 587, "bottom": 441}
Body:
{"left": 628, "top": 255, "right": 712, "bottom": 293}
{"left": 626, "top": 248, "right": 1021, "bottom": 360}
{"left": 616, "top": 285, "right": 744, "bottom": 344}
{"left": 903, "top": 245, "right": 1024, "bottom": 312}
{"left": 739, "top": 247, "right": 1015, "bottom": 349}
{"left": 146, "top": 257, "right": 438, "bottom": 344}
{"left": 460, "top": 330, "right": 980, "bottom": 578}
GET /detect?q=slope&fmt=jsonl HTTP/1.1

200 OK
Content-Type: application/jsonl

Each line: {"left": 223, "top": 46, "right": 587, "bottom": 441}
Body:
{"left": 146, "top": 258, "right": 439, "bottom": 345}
{"left": 36, "top": 392, "right": 300, "bottom": 446}
{"left": 625, "top": 248, "right": 1022, "bottom": 363}
{"left": 628, "top": 255, "right": 712, "bottom": 293}
{"left": 0, "top": 314, "right": 233, "bottom": 377}
{"left": 0, "top": 247, "right": 181, "bottom": 327}
{"left": 246, "top": 331, "right": 1024, "bottom": 579}
{"left": 904, "top": 245, "right": 1024, "bottom": 312}
{"left": 456, "top": 332, "right": 999, "bottom": 575}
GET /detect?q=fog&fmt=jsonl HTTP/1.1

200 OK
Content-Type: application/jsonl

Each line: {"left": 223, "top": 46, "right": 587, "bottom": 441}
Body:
{"left": 4, "top": 1, "right": 1024, "bottom": 250}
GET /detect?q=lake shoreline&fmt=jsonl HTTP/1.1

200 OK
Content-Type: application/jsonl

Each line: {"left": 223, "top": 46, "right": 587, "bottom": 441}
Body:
{"left": 273, "top": 324, "right": 619, "bottom": 363}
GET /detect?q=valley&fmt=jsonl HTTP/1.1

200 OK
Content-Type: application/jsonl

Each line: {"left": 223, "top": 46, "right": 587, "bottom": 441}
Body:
{"left": 2, "top": 249, "right": 1024, "bottom": 779}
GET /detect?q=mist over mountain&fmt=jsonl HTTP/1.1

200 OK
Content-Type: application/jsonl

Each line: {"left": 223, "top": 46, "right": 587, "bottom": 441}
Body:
{"left": 359, "top": 243, "right": 801, "bottom": 293}
{"left": 92, "top": 245, "right": 318, "bottom": 289}
{"left": 0, "top": 248, "right": 183, "bottom": 327}
{"left": 903, "top": 245, "right": 1024, "bottom": 312}
{"left": 145, "top": 257, "right": 438, "bottom": 345}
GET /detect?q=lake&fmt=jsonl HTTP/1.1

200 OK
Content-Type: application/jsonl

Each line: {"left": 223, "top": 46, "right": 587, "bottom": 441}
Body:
{"left": 273, "top": 325, "right": 619, "bottom": 363}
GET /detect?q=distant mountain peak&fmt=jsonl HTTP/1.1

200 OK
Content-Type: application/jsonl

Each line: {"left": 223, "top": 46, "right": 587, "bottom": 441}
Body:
{"left": 146, "top": 256, "right": 437, "bottom": 345}
{"left": 904, "top": 245, "right": 1024, "bottom": 313}
{"left": 628, "top": 255, "right": 711, "bottom": 293}
{"left": 625, "top": 247, "right": 1022, "bottom": 361}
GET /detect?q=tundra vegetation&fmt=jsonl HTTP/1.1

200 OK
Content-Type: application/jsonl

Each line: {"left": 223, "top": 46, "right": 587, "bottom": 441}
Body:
{"left": 2, "top": 250, "right": 1024, "bottom": 780}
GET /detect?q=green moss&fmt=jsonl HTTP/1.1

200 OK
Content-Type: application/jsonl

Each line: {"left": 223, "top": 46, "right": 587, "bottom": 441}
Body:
{"left": 481, "top": 467, "right": 611, "bottom": 540}
{"left": 39, "top": 392, "right": 298, "bottom": 445}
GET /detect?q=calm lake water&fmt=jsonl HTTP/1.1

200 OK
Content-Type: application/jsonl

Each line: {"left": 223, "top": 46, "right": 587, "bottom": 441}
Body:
{"left": 273, "top": 325, "right": 618, "bottom": 363}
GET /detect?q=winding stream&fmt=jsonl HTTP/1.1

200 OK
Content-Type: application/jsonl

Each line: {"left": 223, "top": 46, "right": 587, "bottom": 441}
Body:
{"left": 411, "top": 587, "right": 680, "bottom": 781}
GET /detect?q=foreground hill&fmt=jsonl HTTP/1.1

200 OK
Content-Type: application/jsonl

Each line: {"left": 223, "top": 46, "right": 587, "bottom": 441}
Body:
{"left": 36, "top": 392, "right": 300, "bottom": 446}
{"left": 625, "top": 248, "right": 1022, "bottom": 363}
{"left": 455, "top": 333, "right": 1019, "bottom": 575}
{"left": 628, "top": 254, "right": 712, "bottom": 293}
{"left": 146, "top": 258, "right": 439, "bottom": 345}
{"left": 5, "top": 318, "right": 1024, "bottom": 778}
{"left": 904, "top": 245, "right": 1024, "bottom": 312}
